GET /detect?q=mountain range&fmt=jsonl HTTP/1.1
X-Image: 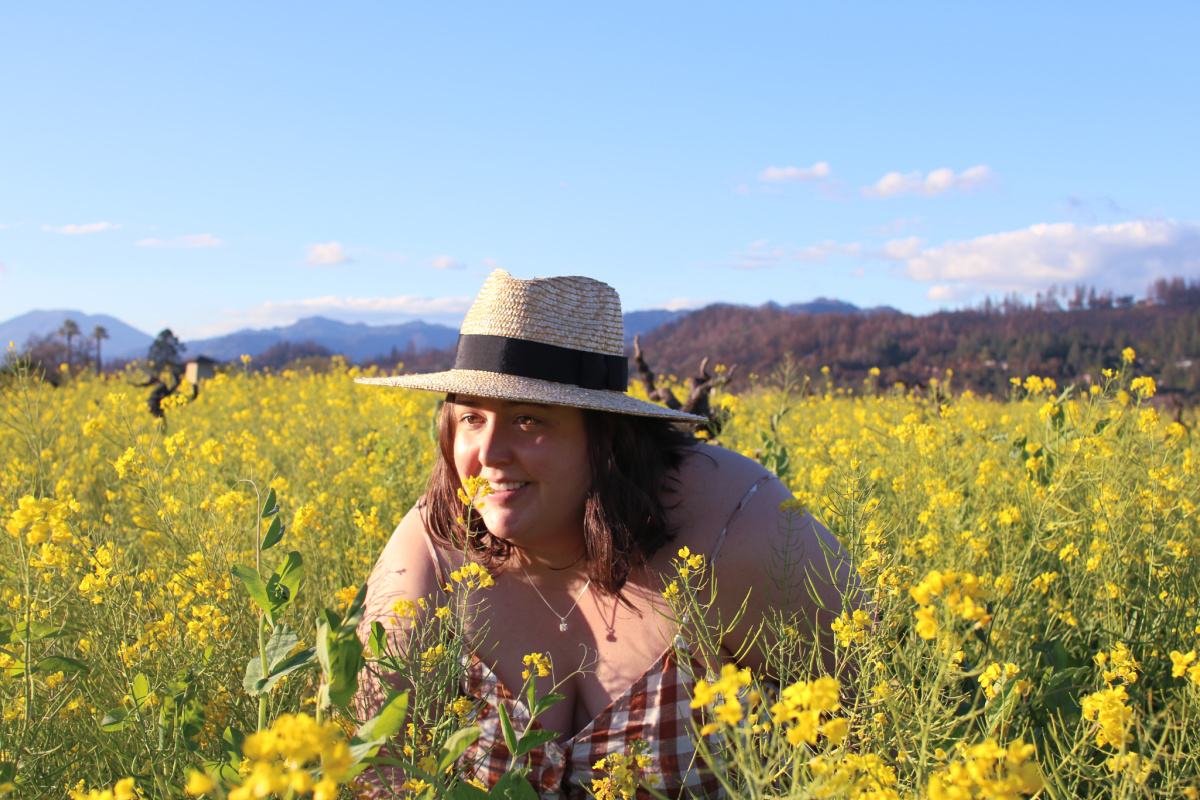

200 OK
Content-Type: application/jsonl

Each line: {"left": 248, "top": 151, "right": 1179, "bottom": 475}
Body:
{"left": 1, "top": 298, "right": 879, "bottom": 364}
{"left": 0, "top": 310, "right": 154, "bottom": 362}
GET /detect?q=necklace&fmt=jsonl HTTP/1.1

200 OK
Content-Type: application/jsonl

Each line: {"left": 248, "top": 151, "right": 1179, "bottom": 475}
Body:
{"left": 519, "top": 560, "right": 592, "bottom": 632}
{"left": 546, "top": 551, "right": 586, "bottom": 571}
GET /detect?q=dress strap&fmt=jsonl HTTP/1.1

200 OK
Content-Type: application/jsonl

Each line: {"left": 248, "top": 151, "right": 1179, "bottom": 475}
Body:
{"left": 709, "top": 475, "right": 774, "bottom": 560}
{"left": 422, "top": 528, "right": 451, "bottom": 586}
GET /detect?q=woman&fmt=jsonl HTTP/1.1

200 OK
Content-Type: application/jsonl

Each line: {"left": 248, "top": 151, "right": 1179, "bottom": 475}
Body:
{"left": 356, "top": 270, "right": 852, "bottom": 798}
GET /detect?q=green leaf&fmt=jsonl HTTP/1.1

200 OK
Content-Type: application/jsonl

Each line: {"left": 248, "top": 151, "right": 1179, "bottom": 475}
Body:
{"left": 372, "top": 691, "right": 409, "bottom": 741}
{"left": 260, "top": 488, "right": 278, "bottom": 518}
{"left": 260, "top": 515, "right": 284, "bottom": 550}
{"left": 264, "top": 624, "right": 299, "bottom": 672}
{"left": 132, "top": 673, "right": 151, "bottom": 708}
{"left": 437, "top": 726, "right": 480, "bottom": 773}
{"left": 99, "top": 708, "right": 129, "bottom": 732}
{"left": 489, "top": 772, "right": 538, "bottom": 800}
{"left": 33, "top": 656, "right": 88, "bottom": 675}
{"left": 243, "top": 656, "right": 268, "bottom": 695}
{"left": 342, "top": 583, "right": 369, "bottom": 631}
{"left": 272, "top": 646, "right": 317, "bottom": 679}
{"left": 451, "top": 782, "right": 491, "bottom": 800}
{"left": 498, "top": 702, "right": 518, "bottom": 756}
{"left": 327, "top": 635, "right": 365, "bottom": 709}
{"left": 316, "top": 616, "right": 332, "bottom": 678}
{"left": 512, "top": 729, "right": 559, "bottom": 758}
{"left": 529, "top": 692, "right": 565, "bottom": 720}
{"left": 354, "top": 691, "right": 409, "bottom": 745}
{"left": 264, "top": 551, "right": 304, "bottom": 618}
{"left": 221, "top": 726, "right": 245, "bottom": 767}
{"left": 368, "top": 621, "right": 387, "bottom": 658}
{"left": 14, "top": 620, "right": 64, "bottom": 642}
{"left": 231, "top": 564, "right": 271, "bottom": 617}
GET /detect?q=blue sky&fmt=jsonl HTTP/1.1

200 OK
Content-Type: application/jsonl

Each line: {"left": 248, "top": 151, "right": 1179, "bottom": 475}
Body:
{"left": 2, "top": 2, "right": 1198, "bottom": 338}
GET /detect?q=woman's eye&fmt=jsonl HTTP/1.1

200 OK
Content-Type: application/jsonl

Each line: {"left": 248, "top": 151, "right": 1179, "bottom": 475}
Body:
{"left": 515, "top": 415, "right": 539, "bottom": 427}
{"left": 459, "top": 413, "right": 482, "bottom": 425}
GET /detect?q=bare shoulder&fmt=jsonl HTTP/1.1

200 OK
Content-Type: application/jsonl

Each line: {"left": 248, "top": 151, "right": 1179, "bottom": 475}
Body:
{"left": 361, "top": 501, "right": 442, "bottom": 625}
{"left": 663, "top": 443, "right": 775, "bottom": 557}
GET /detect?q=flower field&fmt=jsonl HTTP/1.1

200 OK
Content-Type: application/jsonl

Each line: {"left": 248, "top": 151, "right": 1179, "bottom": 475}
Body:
{"left": 2, "top": 354, "right": 1198, "bottom": 799}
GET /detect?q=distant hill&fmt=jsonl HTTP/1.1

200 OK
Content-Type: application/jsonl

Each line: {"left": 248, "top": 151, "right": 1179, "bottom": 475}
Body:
{"left": 634, "top": 293, "right": 1200, "bottom": 399}
{"left": 0, "top": 310, "right": 154, "bottom": 363}
{"left": 622, "top": 309, "right": 690, "bottom": 345}
{"left": 185, "top": 317, "right": 461, "bottom": 362}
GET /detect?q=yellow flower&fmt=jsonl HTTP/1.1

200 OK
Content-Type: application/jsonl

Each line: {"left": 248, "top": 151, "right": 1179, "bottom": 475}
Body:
{"left": 1122, "top": 346, "right": 1136, "bottom": 363}
{"left": 185, "top": 771, "right": 216, "bottom": 796}
{"left": 1170, "top": 650, "right": 1197, "bottom": 678}
{"left": 1081, "top": 685, "right": 1133, "bottom": 748}
{"left": 522, "top": 651, "right": 551, "bottom": 680}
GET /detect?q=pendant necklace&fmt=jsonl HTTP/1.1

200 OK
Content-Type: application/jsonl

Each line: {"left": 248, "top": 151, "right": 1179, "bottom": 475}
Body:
{"left": 520, "top": 560, "right": 592, "bottom": 632}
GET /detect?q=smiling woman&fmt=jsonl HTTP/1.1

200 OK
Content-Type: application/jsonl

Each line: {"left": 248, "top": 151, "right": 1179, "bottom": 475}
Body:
{"left": 353, "top": 270, "right": 854, "bottom": 799}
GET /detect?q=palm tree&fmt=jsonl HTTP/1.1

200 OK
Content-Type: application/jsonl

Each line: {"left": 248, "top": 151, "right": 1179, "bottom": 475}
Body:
{"left": 92, "top": 325, "right": 109, "bottom": 374}
{"left": 58, "top": 318, "right": 81, "bottom": 372}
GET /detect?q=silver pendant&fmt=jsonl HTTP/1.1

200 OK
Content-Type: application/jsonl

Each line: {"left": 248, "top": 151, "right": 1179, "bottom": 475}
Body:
{"left": 559, "top": 621, "right": 569, "bottom": 632}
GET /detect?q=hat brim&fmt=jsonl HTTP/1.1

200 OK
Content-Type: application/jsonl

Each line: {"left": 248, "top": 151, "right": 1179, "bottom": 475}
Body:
{"left": 355, "top": 369, "right": 709, "bottom": 423}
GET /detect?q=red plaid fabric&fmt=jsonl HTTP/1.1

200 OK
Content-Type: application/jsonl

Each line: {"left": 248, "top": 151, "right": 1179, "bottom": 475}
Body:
{"left": 459, "top": 648, "right": 722, "bottom": 799}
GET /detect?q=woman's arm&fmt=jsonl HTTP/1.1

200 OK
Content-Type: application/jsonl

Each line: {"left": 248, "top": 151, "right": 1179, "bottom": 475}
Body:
{"left": 354, "top": 503, "right": 444, "bottom": 719}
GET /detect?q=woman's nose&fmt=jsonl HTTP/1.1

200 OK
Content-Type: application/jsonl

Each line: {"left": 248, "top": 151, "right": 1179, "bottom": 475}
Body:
{"left": 476, "top": 421, "right": 512, "bottom": 466}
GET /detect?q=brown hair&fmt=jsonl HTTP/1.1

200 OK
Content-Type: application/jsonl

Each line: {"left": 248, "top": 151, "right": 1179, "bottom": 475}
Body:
{"left": 422, "top": 395, "right": 697, "bottom": 595}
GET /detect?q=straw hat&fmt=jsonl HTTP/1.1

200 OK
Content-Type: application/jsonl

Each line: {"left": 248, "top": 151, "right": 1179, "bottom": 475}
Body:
{"left": 355, "top": 269, "right": 706, "bottom": 423}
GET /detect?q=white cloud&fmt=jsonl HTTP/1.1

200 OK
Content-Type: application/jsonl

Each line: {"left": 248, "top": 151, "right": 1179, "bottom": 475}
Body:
{"left": 483, "top": 257, "right": 498, "bottom": 268}
{"left": 863, "top": 165, "right": 994, "bottom": 198}
{"left": 795, "top": 240, "right": 861, "bottom": 262}
{"left": 871, "top": 237, "right": 926, "bottom": 260}
{"left": 925, "top": 284, "right": 977, "bottom": 303}
{"left": 305, "top": 242, "right": 352, "bottom": 266}
{"left": 135, "top": 234, "right": 225, "bottom": 248}
{"left": 758, "top": 162, "right": 831, "bottom": 183}
{"left": 903, "top": 220, "right": 1200, "bottom": 294}
{"left": 730, "top": 239, "right": 788, "bottom": 270}
{"left": 867, "top": 217, "right": 922, "bottom": 236}
{"left": 431, "top": 255, "right": 466, "bottom": 270}
{"left": 728, "top": 238, "right": 860, "bottom": 270}
{"left": 43, "top": 222, "right": 119, "bottom": 234}
{"left": 654, "top": 297, "right": 709, "bottom": 312}
{"left": 183, "top": 294, "right": 475, "bottom": 338}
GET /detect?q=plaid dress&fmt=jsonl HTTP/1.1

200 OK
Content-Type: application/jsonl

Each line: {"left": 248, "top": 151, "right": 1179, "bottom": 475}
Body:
{"left": 352, "top": 476, "right": 774, "bottom": 799}
{"left": 457, "top": 476, "right": 773, "bottom": 799}
{"left": 459, "top": 647, "right": 721, "bottom": 799}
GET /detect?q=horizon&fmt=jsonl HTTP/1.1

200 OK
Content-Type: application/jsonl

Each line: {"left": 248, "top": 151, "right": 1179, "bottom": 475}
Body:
{"left": 2, "top": 3, "right": 1198, "bottom": 339}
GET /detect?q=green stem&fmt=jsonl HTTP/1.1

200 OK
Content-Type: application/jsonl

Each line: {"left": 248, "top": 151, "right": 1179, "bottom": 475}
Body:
{"left": 257, "top": 613, "right": 267, "bottom": 732}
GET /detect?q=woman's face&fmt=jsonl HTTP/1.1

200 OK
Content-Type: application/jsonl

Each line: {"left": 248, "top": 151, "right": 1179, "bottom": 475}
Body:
{"left": 450, "top": 395, "right": 591, "bottom": 548}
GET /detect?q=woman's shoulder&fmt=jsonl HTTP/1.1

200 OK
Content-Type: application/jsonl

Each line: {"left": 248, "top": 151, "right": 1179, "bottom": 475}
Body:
{"left": 664, "top": 443, "right": 783, "bottom": 552}
{"left": 677, "top": 440, "right": 775, "bottom": 489}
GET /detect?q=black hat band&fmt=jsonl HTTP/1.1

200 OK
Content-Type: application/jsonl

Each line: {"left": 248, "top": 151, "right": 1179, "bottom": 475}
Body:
{"left": 453, "top": 333, "right": 628, "bottom": 392}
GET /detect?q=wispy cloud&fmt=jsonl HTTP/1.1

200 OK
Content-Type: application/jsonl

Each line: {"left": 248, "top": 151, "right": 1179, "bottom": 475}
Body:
{"left": 43, "top": 222, "right": 120, "bottom": 235}
{"left": 182, "top": 294, "right": 475, "bottom": 338}
{"left": 795, "top": 240, "right": 861, "bottom": 262}
{"left": 729, "top": 240, "right": 789, "bottom": 270}
{"left": 728, "top": 238, "right": 860, "bottom": 270}
{"left": 903, "top": 220, "right": 1200, "bottom": 297}
{"left": 135, "top": 234, "right": 225, "bottom": 248}
{"left": 869, "top": 236, "right": 926, "bottom": 261}
{"left": 483, "top": 257, "right": 499, "bottom": 268}
{"left": 431, "top": 255, "right": 466, "bottom": 270}
{"left": 305, "top": 242, "right": 352, "bottom": 265}
{"left": 758, "top": 162, "right": 831, "bottom": 183}
{"left": 862, "top": 165, "right": 994, "bottom": 198}
{"left": 867, "top": 217, "right": 922, "bottom": 236}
